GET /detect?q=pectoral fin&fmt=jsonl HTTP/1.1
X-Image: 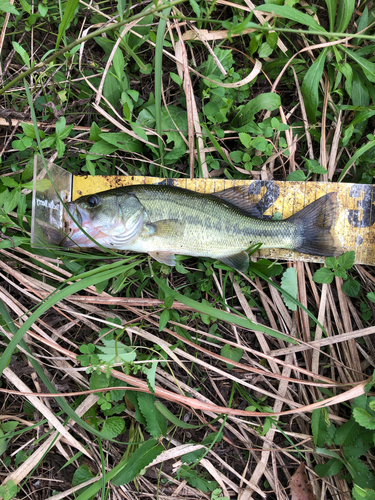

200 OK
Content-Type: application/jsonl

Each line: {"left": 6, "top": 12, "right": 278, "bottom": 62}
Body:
{"left": 219, "top": 251, "right": 249, "bottom": 272}
{"left": 147, "top": 219, "right": 185, "bottom": 238}
{"left": 149, "top": 251, "right": 176, "bottom": 267}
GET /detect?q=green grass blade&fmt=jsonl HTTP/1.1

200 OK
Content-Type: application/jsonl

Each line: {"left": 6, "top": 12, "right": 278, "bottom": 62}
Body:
{"left": 153, "top": 275, "right": 296, "bottom": 344}
{"left": 342, "top": 47, "right": 375, "bottom": 83}
{"left": 154, "top": 6, "right": 171, "bottom": 168}
{"left": 325, "top": 0, "right": 337, "bottom": 31}
{"left": 56, "top": 0, "right": 79, "bottom": 49}
{"left": 155, "top": 401, "right": 223, "bottom": 429}
{"left": 255, "top": 4, "right": 327, "bottom": 33}
{"left": 301, "top": 48, "right": 328, "bottom": 123}
{"left": 336, "top": 0, "right": 355, "bottom": 33}
{"left": 338, "top": 135, "right": 375, "bottom": 181}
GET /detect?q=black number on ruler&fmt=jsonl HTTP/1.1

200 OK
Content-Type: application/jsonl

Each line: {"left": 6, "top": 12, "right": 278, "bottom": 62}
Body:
{"left": 247, "top": 180, "right": 280, "bottom": 219}
{"left": 347, "top": 185, "right": 375, "bottom": 228}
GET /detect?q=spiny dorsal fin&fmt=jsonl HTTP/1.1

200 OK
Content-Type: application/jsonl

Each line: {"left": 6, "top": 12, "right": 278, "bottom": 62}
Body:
{"left": 212, "top": 186, "right": 261, "bottom": 218}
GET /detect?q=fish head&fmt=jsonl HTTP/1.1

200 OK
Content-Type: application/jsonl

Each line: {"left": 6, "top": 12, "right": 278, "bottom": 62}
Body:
{"left": 63, "top": 191, "right": 145, "bottom": 248}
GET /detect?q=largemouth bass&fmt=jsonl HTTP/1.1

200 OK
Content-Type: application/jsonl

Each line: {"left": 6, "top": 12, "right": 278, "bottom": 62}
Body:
{"left": 63, "top": 184, "right": 339, "bottom": 272}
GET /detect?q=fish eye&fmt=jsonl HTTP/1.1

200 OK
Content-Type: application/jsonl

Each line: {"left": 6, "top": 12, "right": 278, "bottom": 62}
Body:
{"left": 86, "top": 195, "right": 100, "bottom": 208}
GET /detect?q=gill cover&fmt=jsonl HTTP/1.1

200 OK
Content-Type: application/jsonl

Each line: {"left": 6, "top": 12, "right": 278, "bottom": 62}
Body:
{"left": 63, "top": 191, "right": 146, "bottom": 248}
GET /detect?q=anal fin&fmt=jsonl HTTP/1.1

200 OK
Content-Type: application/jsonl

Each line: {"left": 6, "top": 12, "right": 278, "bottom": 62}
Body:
{"left": 219, "top": 251, "right": 249, "bottom": 272}
{"left": 149, "top": 251, "right": 176, "bottom": 267}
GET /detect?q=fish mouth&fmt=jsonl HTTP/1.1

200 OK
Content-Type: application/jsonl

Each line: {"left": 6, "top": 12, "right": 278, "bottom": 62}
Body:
{"left": 63, "top": 203, "right": 99, "bottom": 248}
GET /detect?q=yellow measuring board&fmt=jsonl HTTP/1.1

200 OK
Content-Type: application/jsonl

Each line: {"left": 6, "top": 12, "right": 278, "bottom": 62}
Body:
{"left": 72, "top": 176, "right": 375, "bottom": 266}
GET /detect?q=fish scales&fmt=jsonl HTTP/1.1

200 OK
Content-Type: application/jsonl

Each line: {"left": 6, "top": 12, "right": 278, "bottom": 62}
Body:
{"left": 129, "top": 185, "right": 299, "bottom": 256}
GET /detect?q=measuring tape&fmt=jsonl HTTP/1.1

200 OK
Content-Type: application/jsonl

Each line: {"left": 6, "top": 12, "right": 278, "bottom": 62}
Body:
{"left": 31, "top": 159, "right": 375, "bottom": 265}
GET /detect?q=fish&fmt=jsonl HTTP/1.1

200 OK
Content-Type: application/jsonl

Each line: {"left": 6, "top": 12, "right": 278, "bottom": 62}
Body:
{"left": 62, "top": 184, "right": 339, "bottom": 272}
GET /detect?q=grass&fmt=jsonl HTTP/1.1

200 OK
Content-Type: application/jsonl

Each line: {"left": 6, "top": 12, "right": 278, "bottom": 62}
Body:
{"left": 0, "top": 0, "right": 375, "bottom": 499}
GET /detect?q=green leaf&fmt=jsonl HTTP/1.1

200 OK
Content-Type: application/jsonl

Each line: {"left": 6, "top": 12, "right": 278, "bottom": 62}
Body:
{"left": 337, "top": 251, "right": 355, "bottom": 269}
{"left": 117, "top": 0, "right": 126, "bottom": 20}
{"left": 72, "top": 465, "right": 95, "bottom": 487}
{"left": 96, "top": 339, "right": 137, "bottom": 364}
{"left": 342, "top": 277, "right": 360, "bottom": 298}
{"left": 99, "top": 132, "right": 142, "bottom": 153}
{"left": 346, "top": 457, "right": 375, "bottom": 489}
{"left": 280, "top": 267, "right": 297, "bottom": 311}
{"left": 12, "top": 42, "right": 30, "bottom": 69}
{"left": 352, "top": 485, "right": 375, "bottom": 500}
{"left": 0, "top": 0, "right": 19, "bottom": 15}
{"left": 89, "top": 370, "right": 109, "bottom": 391}
{"left": 146, "top": 361, "right": 157, "bottom": 393}
{"left": 238, "top": 93, "right": 281, "bottom": 125}
{"left": 170, "top": 72, "right": 182, "bottom": 86}
{"left": 304, "top": 157, "right": 328, "bottom": 174}
{"left": 55, "top": 116, "right": 66, "bottom": 137}
{"left": 113, "top": 47, "right": 125, "bottom": 81}
{"left": 126, "top": 391, "right": 147, "bottom": 426}
{"left": 315, "top": 458, "right": 343, "bottom": 478}
{"left": 188, "top": 0, "right": 200, "bottom": 16}
{"left": 155, "top": 401, "right": 219, "bottom": 430}
{"left": 336, "top": 0, "right": 355, "bottom": 33}
{"left": 335, "top": 417, "right": 361, "bottom": 446}
{"left": 301, "top": 48, "right": 328, "bottom": 123}
{"left": 251, "top": 136, "right": 268, "bottom": 152}
{"left": 56, "top": 0, "right": 79, "bottom": 49}
{"left": 239, "top": 132, "right": 252, "bottom": 149}
{"left": 0, "top": 480, "right": 17, "bottom": 500}
{"left": 112, "top": 439, "right": 163, "bottom": 485}
{"left": 324, "top": 0, "right": 336, "bottom": 31}
{"left": 312, "top": 408, "right": 333, "bottom": 447}
{"left": 220, "top": 343, "right": 243, "bottom": 370}
{"left": 334, "top": 268, "right": 347, "bottom": 280}
{"left": 255, "top": 4, "right": 326, "bottom": 32}
{"left": 159, "top": 309, "right": 170, "bottom": 332}
{"left": 89, "top": 122, "right": 102, "bottom": 142}
{"left": 367, "top": 292, "right": 375, "bottom": 304}
{"left": 3, "top": 187, "right": 21, "bottom": 214}
{"left": 21, "top": 122, "right": 37, "bottom": 138}
{"left": 313, "top": 267, "right": 334, "bottom": 284}
{"left": 248, "top": 259, "right": 283, "bottom": 278}
{"left": 101, "top": 417, "right": 125, "bottom": 439}
{"left": 38, "top": 3, "right": 48, "bottom": 16}
{"left": 343, "top": 431, "right": 373, "bottom": 458}
{"left": 258, "top": 42, "right": 273, "bottom": 58}
{"left": 353, "top": 408, "right": 375, "bottom": 430}
{"left": 137, "top": 393, "right": 167, "bottom": 438}
{"left": 177, "top": 465, "right": 218, "bottom": 492}
{"left": 56, "top": 138, "right": 65, "bottom": 158}
{"left": 325, "top": 257, "right": 337, "bottom": 270}
{"left": 343, "top": 47, "right": 375, "bottom": 83}
{"left": 86, "top": 140, "right": 118, "bottom": 161}
{"left": 1, "top": 177, "right": 19, "bottom": 188}
{"left": 286, "top": 170, "right": 307, "bottom": 181}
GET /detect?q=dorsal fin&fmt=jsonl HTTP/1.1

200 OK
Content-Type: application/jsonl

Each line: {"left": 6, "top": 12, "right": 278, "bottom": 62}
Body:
{"left": 212, "top": 186, "right": 261, "bottom": 218}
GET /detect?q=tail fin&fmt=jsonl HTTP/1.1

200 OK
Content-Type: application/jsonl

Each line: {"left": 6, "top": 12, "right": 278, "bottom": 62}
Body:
{"left": 288, "top": 192, "right": 340, "bottom": 257}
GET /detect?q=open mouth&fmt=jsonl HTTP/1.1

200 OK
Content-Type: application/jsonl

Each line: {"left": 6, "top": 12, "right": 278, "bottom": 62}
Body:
{"left": 63, "top": 203, "right": 98, "bottom": 248}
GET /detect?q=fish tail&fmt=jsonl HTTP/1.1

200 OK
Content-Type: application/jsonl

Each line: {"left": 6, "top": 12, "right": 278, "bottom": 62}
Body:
{"left": 288, "top": 192, "right": 340, "bottom": 257}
